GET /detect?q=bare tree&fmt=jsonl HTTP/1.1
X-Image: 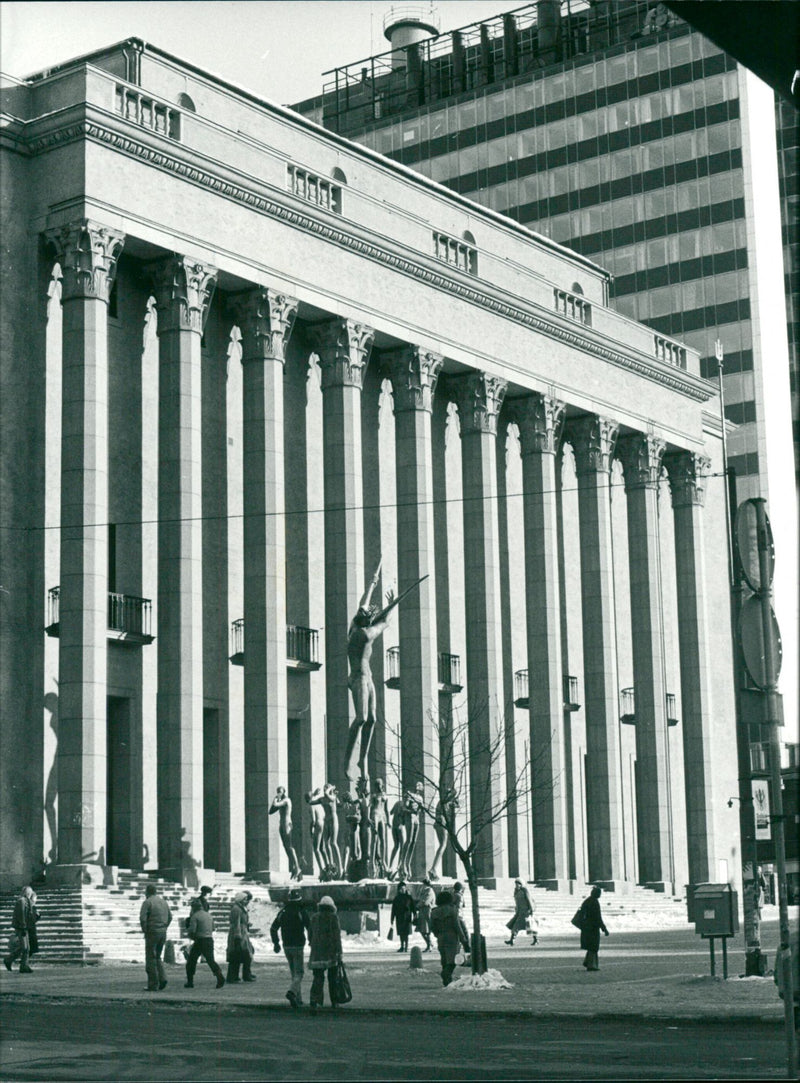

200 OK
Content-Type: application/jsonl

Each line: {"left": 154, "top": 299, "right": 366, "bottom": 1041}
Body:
{"left": 384, "top": 698, "right": 559, "bottom": 975}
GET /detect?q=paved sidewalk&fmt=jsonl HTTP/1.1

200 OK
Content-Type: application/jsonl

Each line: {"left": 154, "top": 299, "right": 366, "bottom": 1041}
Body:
{"left": 0, "top": 926, "right": 787, "bottom": 1025}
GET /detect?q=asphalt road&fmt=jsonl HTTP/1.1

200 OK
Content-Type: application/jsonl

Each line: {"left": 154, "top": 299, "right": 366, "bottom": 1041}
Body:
{"left": 0, "top": 999, "right": 785, "bottom": 1081}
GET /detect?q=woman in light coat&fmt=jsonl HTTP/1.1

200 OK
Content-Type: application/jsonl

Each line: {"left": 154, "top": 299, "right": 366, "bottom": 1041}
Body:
{"left": 226, "top": 892, "right": 255, "bottom": 982}
{"left": 308, "top": 895, "right": 343, "bottom": 1010}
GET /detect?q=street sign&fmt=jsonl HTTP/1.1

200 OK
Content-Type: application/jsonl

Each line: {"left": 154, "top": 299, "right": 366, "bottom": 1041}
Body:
{"left": 739, "top": 594, "right": 783, "bottom": 688}
{"left": 735, "top": 499, "right": 775, "bottom": 592}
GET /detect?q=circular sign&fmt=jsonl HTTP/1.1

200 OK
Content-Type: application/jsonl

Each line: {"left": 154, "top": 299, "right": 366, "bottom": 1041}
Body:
{"left": 734, "top": 499, "right": 774, "bottom": 593}
{"left": 738, "top": 595, "right": 782, "bottom": 689}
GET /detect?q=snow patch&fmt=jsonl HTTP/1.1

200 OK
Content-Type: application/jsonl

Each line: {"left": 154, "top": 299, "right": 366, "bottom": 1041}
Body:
{"left": 445, "top": 968, "right": 513, "bottom": 991}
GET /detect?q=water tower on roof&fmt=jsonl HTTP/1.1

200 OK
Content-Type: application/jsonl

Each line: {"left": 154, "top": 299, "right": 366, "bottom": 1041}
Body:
{"left": 383, "top": 4, "right": 440, "bottom": 69}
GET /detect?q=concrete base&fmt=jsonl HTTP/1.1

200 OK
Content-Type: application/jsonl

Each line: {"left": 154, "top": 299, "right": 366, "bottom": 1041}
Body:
{"left": 45, "top": 863, "right": 118, "bottom": 887}
{"left": 534, "top": 878, "right": 577, "bottom": 892}
{"left": 267, "top": 879, "right": 395, "bottom": 908}
{"left": 644, "top": 881, "right": 672, "bottom": 894}
{"left": 243, "top": 868, "right": 291, "bottom": 886}
{"left": 591, "top": 880, "right": 634, "bottom": 894}
{"left": 158, "top": 867, "right": 217, "bottom": 889}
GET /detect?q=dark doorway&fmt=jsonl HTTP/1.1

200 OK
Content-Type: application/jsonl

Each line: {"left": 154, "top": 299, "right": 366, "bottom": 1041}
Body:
{"left": 106, "top": 696, "right": 132, "bottom": 866}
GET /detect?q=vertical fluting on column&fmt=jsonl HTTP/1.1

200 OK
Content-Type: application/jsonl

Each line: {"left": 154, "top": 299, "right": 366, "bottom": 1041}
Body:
{"left": 450, "top": 371, "right": 508, "bottom": 879}
{"left": 664, "top": 450, "right": 716, "bottom": 884}
{"left": 149, "top": 254, "right": 216, "bottom": 872}
{"left": 566, "top": 415, "right": 624, "bottom": 884}
{"left": 512, "top": 393, "right": 569, "bottom": 884}
{"left": 232, "top": 288, "right": 297, "bottom": 873}
{"left": 386, "top": 345, "right": 442, "bottom": 877}
{"left": 46, "top": 220, "right": 124, "bottom": 865}
{"left": 311, "top": 319, "right": 374, "bottom": 787}
{"left": 618, "top": 433, "right": 671, "bottom": 887}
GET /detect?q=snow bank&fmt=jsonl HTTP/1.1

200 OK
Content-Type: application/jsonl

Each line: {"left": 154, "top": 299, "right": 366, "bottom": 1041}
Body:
{"left": 445, "top": 968, "right": 514, "bottom": 991}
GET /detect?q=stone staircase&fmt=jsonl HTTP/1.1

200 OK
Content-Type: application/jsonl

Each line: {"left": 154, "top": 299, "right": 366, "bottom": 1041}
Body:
{"left": 1, "top": 873, "right": 687, "bottom": 964}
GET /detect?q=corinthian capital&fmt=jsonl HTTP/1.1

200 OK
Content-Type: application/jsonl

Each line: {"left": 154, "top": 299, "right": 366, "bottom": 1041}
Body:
{"left": 565, "top": 414, "right": 619, "bottom": 476}
{"left": 664, "top": 450, "right": 711, "bottom": 507}
{"left": 448, "top": 371, "right": 507, "bottom": 435}
{"left": 147, "top": 254, "right": 217, "bottom": 334}
{"left": 231, "top": 288, "right": 298, "bottom": 365}
{"left": 384, "top": 345, "right": 443, "bottom": 413}
{"left": 46, "top": 219, "right": 125, "bottom": 303}
{"left": 310, "top": 318, "right": 374, "bottom": 390}
{"left": 508, "top": 393, "right": 565, "bottom": 456}
{"left": 618, "top": 433, "right": 666, "bottom": 491}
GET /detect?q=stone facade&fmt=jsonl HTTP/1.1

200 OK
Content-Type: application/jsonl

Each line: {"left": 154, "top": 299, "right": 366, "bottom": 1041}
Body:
{"left": 0, "top": 39, "right": 740, "bottom": 891}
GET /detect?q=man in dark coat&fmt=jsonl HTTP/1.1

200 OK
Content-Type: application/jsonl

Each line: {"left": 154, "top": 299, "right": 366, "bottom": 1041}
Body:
{"left": 4, "top": 886, "right": 38, "bottom": 973}
{"left": 271, "top": 888, "right": 311, "bottom": 1007}
{"left": 430, "top": 890, "right": 469, "bottom": 987}
{"left": 578, "top": 885, "right": 609, "bottom": 971}
{"left": 390, "top": 881, "right": 417, "bottom": 952}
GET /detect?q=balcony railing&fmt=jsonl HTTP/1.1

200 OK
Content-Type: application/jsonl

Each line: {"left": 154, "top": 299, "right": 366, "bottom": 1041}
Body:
{"left": 115, "top": 85, "right": 181, "bottom": 140}
{"left": 229, "top": 620, "right": 322, "bottom": 670}
{"left": 654, "top": 334, "right": 687, "bottom": 369}
{"left": 385, "top": 647, "right": 463, "bottom": 694}
{"left": 514, "top": 669, "right": 580, "bottom": 712}
{"left": 45, "top": 586, "right": 154, "bottom": 644}
{"left": 554, "top": 288, "right": 592, "bottom": 326}
{"left": 620, "top": 688, "right": 679, "bottom": 727}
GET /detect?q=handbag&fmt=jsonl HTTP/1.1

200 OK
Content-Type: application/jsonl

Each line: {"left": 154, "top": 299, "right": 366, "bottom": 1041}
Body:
{"left": 571, "top": 907, "right": 585, "bottom": 929}
{"left": 387, "top": 926, "right": 394, "bottom": 940}
{"left": 331, "top": 959, "right": 352, "bottom": 1005}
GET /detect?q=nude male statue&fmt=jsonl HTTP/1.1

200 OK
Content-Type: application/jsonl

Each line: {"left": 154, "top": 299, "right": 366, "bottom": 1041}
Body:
{"left": 399, "top": 782, "right": 425, "bottom": 880}
{"left": 305, "top": 789, "right": 327, "bottom": 878}
{"left": 429, "top": 788, "right": 459, "bottom": 880}
{"left": 369, "top": 777, "right": 390, "bottom": 876}
{"left": 269, "top": 787, "right": 301, "bottom": 880}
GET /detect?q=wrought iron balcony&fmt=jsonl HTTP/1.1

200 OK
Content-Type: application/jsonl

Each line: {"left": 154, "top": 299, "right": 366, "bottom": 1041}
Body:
{"left": 45, "top": 586, "right": 154, "bottom": 645}
{"left": 384, "top": 647, "right": 463, "bottom": 694}
{"left": 620, "top": 688, "right": 679, "bottom": 727}
{"left": 749, "top": 741, "right": 769, "bottom": 776}
{"left": 514, "top": 670, "right": 581, "bottom": 712}
{"left": 229, "top": 620, "right": 322, "bottom": 670}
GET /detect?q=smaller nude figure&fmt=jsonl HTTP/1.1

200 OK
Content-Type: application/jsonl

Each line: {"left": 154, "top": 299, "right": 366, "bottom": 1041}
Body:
{"left": 269, "top": 787, "right": 301, "bottom": 880}
{"left": 429, "top": 788, "right": 459, "bottom": 880}
{"left": 399, "top": 782, "right": 425, "bottom": 880}
{"left": 305, "top": 789, "right": 327, "bottom": 878}
{"left": 387, "top": 797, "right": 408, "bottom": 880}
{"left": 369, "top": 778, "right": 390, "bottom": 876}
{"left": 309, "top": 782, "right": 343, "bottom": 880}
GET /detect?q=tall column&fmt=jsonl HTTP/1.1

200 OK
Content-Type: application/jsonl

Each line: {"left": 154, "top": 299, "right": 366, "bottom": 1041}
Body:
{"left": 618, "top": 433, "right": 671, "bottom": 888}
{"left": 149, "top": 254, "right": 216, "bottom": 873}
{"left": 387, "top": 345, "right": 442, "bottom": 877}
{"left": 664, "top": 450, "right": 716, "bottom": 884}
{"left": 566, "top": 415, "right": 624, "bottom": 885}
{"left": 512, "top": 393, "right": 570, "bottom": 885}
{"left": 310, "top": 318, "right": 374, "bottom": 788}
{"left": 232, "top": 288, "right": 298, "bottom": 873}
{"left": 47, "top": 219, "right": 124, "bottom": 867}
{"left": 450, "top": 371, "right": 508, "bottom": 880}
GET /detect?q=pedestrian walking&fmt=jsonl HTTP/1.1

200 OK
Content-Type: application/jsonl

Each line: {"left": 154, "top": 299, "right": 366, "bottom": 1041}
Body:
{"left": 271, "top": 888, "right": 311, "bottom": 1008}
{"left": 184, "top": 888, "right": 225, "bottom": 989}
{"left": 452, "top": 880, "right": 470, "bottom": 954}
{"left": 390, "top": 880, "right": 416, "bottom": 952}
{"left": 226, "top": 891, "right": 255, "bottom": 983}
{"left": 505, "top": 879, "right": 534, "bottom": 945}
{"left": 139, "top": 883, "right": 172, "bottom": 991}
{"left": 576, "top": 886, "right": 609, "bottom": 971}
{"left": 4, "top": 886, "right": 39, "bottom": 974}
{"left": 415, "top": 878, "right": 436, "bottom": 952}
{"left": 308, "top": 895, "right": 343, "bottom": 1011}
{"left": 430, "top": 890, "right": 469, "bottom": 987}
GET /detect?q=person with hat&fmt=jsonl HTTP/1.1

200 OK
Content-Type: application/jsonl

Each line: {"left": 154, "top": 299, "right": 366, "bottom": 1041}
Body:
{"left": 271, "top": 888, "right": 311, "bottom": 1008}
{"left": 226, "top": 891, "right": 255, "bottom": 983}
{"left": 505, "top": 878, "right": 534, "bottom": 946}
{"left": 390, "top": 881, "right": 417, "bottom": 953}
{"left": 185, "top": 887, "right": 225, "bottom": 989}
{"left": 415, "top": 878, "right": 436, "bottom": 952}
{"left": 430, "top": 890, "right": 469, "bottom": 987}
{"left": 308, "top": 896, "right": 343, "bottom": 1011}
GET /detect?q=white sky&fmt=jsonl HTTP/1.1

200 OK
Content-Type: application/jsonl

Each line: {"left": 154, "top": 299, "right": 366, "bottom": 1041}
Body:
{"left": 1, "top": 0, "right": 526, "bottom": 104}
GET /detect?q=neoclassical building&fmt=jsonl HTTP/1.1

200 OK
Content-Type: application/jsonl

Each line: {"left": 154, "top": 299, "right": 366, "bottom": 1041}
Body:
{"left": 0, "top": 39, "right": 740, "bottom": 893}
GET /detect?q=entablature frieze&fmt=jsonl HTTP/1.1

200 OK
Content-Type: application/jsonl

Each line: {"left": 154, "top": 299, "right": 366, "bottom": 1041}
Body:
{"left": 26, "top": 111, "right": 714, "bottom": 408}
{"left": 230, "top": 288, "right": 298, "bottom": 365}
{"left": 310, "top": 318, "right": 374, "bottom": 390}
{"left": 45, "top": 218, "right": 125, "bottom": 303}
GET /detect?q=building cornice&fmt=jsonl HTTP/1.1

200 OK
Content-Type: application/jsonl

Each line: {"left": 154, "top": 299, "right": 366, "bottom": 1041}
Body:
{"left": 19, "top": 107, "right": 713, "bottom": 404}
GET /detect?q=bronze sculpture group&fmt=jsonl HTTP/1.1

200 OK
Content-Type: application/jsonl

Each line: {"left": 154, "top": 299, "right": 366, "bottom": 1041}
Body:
{"left": 269, "top": 561, "right": 448, "bottom": 883}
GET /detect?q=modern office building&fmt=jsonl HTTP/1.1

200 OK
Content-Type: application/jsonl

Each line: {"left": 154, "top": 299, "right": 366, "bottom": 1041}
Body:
{"left": 1, "top": 37, "right": 738, "bottom": 895}
{"left": 294, "top": 0, "right": 798, "bottom": 734}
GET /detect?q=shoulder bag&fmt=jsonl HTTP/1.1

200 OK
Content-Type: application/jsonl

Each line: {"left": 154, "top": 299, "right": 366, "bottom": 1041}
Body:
{"left": 331, "top": 958, "right": 352, "bottom": 1005}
